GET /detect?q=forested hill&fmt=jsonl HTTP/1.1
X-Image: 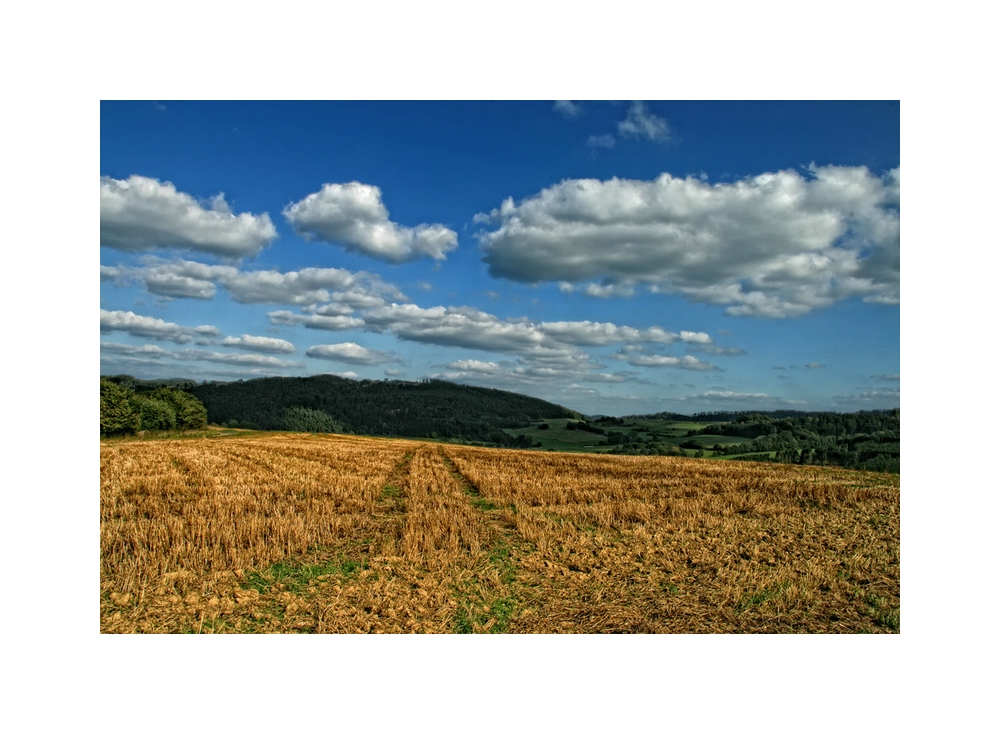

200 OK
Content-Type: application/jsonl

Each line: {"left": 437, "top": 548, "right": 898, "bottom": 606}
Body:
{"left": 179, "top": 375, "right": 581, "bottom": 446}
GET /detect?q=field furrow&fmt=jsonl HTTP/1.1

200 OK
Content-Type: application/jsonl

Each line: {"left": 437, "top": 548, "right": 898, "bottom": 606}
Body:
{"left": 101, "top": 433, "right": 899, "bottom": 633}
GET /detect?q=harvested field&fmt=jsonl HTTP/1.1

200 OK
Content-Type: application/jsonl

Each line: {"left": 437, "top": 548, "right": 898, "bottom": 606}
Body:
{"left": 101, "top": 433, "right": 899, "bottom": 633}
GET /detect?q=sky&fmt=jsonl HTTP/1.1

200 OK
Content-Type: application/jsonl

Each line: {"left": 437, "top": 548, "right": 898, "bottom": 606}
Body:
{"left": 100, "top": 100, "right": 899, "bottom": 416}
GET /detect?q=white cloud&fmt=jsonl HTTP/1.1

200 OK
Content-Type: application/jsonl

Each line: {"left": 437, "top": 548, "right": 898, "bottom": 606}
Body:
{"left": 283, "top": 182, "right": 458, "bottom": 263}
{"left": 105, "top": 258, "right": 405, "bottom": 309}
{"left": 553, "top": 101, "right": 582, "bottom": 117}
{"left": 619, "top": 353, "right": 718, "bottom": 371}
{"left": 100, "top": 341, "right": 298, "bottom": 368}
{"left": 220, "top": 334, "right": 295, "bottom": 354}
{"left": 680, "top": 330, "right": 712, "bottom": 344}
{"left": 306, "top": 342, "right": 401, "bottom": 366}
{"left": 100, "top": 176, "right": 277, "bottom": 257}
{"left": 99, "top": 309, "right": 220, "bottom": 344}
{"left": 617, "top": 101, "right": 671, "bottom": 142}
{"left": 446, "top": 359, "right": 504, "bottom": 373}
{"left": 694, "top": 390, "right": 771, "bottom": 400}
{"left": 179, "top": 350, "right": 298, "bottom": 368}
{"left": 100, "top": 342, "right": 173, "bottom": 358}
{"left": 362, "top": 304, "right": 712, "bottom": 359}
{"left": 267, "top": 311, "right": 365, "bottom": 331}
{"left": 537, "top": 321, "right": 691, "bottom": 347}
{"left": 430, "top": 358, "right": 614, "bottom": 391}
{"left": 363, "top": 304, "right": 550, "bottom": 353}
{"left": 478, "top": 165, "right": 900, "bottom": 317}
{"left": 143, "top": 272, "right": 218, "bottom": 299}
{"left": 586, "top": 134, "right": 616, "bottom": 149}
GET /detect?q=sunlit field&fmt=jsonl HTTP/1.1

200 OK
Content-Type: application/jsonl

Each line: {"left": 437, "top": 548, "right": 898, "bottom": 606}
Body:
{"left": 101, "top": 433, "right": 899, "bottom": 633}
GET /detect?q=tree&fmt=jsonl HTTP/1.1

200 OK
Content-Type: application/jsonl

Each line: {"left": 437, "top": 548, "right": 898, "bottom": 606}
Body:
{"left": 101, "top": 378, "right": 138, "bottom": 436}
{"left": 150, "top": 388, "right": 208, "bottom": 430}
{"left": 133, "top": 396, "right": 177, "bottom": 431}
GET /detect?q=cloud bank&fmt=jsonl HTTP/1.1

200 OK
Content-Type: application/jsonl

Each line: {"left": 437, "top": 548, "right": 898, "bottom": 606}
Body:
{"left": 478, "top": 165, "right": 900, "bottom": 317}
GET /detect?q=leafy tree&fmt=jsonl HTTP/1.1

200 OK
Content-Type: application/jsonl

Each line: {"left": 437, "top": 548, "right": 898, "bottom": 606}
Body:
{"left": 150, "top": 387, "right": 207, "bottom": 430}
{"left": 101, "top": 378, "right": 139, "bottom": 436}
{"left": 133, "top": 396, "right": 177, "bottom": 431}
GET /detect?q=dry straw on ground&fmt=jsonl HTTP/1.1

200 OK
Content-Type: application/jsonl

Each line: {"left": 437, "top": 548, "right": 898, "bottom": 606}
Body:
{"left": 101, "top": 433, "right": 899, "bottom": 633}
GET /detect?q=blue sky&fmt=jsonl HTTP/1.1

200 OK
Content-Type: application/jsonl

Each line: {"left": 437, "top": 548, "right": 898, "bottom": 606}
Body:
{"left": 100, "top": 100, "right": 899, "bottom": 416}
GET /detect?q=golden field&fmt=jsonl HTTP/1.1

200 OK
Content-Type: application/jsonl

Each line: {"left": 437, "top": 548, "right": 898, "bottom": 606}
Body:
{"left": 100, "top": 432, "right": 899, "bottom": 633}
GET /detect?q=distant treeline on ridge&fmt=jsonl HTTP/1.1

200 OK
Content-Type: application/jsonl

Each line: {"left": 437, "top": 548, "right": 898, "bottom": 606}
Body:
{"left": 102, "top": 374, "right": 580, "bottom": 447}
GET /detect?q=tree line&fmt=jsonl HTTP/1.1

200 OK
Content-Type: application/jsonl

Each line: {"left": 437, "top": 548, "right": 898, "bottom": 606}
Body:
{"left": 185, "top": 375, "right": 579, "bottom": 446}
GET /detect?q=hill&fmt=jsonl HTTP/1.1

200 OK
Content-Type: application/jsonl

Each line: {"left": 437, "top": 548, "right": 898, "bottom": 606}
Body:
{"left": 173, "top": 375, "right": 581, "bottom": 446}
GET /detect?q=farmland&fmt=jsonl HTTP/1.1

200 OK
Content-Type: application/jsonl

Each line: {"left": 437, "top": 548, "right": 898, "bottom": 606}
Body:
{"left": 503, "top": 417, "right": 749, "bottom": 455}
{"left": 101, "top": 432, "right": 899, "bottom": 633}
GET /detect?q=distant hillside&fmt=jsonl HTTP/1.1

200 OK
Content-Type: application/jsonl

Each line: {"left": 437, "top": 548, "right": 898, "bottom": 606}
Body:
{"left": 626, "top": 408, "right": 899, "bottom": 422}
{"left": 172, "top": 375, "right": 582, "bottom": 446}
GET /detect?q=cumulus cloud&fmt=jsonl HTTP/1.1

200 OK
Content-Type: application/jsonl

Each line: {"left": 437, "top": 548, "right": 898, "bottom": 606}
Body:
{"left": 267, "top": 311, "right": 365, "bottom": 331}
{"left": 99, "top": 309, "right": 220, "bottom": 344}
{"left": 537, "top": 321, "right": 704, "bottom": 347}
{"left": 617, "top": 101, "right": 671, "bottom": 142}
{"left": 430, "top": 357, "right": 641, "bottom": 392}
{"left": 100, "top": 341, "right": 298, "bottom": 368}
{"left": 100, "top": 342, "right": 173, "bottom": 358}
{"left": 554, "top": 101, "right": 583, "bottom": 117}
{"left": 477, "top": 165, "right": 900, "bottom": 317}
{"left": 283, "top": 182, "right": 458, "bottom": 263}
{"left": 220, "top": 266, "right": 404, "bottom": 307}
{"left": 105, "top": 258, "right": 405, "bottom": 310}
{"left": 693, "top": 390, "right": 772, "bottom": 400}
{"left": 618, "top": 353, "right": 718, "bottom": 371}
{"left": 447, "top": 359, "right": 504, "bottom": 373}
{"left": 100, "top": 176, "right": 277, "bottom": 257}
{"left": 306, "top": 342, "right": 401, "bottom": 366}
{"left": 220, "top": 334, "right": 295, "bottom": 354}
{"left": 362, "top": 304, "right": 715, "bottom": 359}
{"left": 181, "top": 350, "right": 298, "bottom": 367}
{"left": 363, "top": 304, "right": 550, "bottom": 353}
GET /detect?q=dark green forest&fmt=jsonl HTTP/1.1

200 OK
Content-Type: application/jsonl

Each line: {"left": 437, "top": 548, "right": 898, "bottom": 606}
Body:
{"left": 165, "top": 375, "right": 579, "bottom": 447}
